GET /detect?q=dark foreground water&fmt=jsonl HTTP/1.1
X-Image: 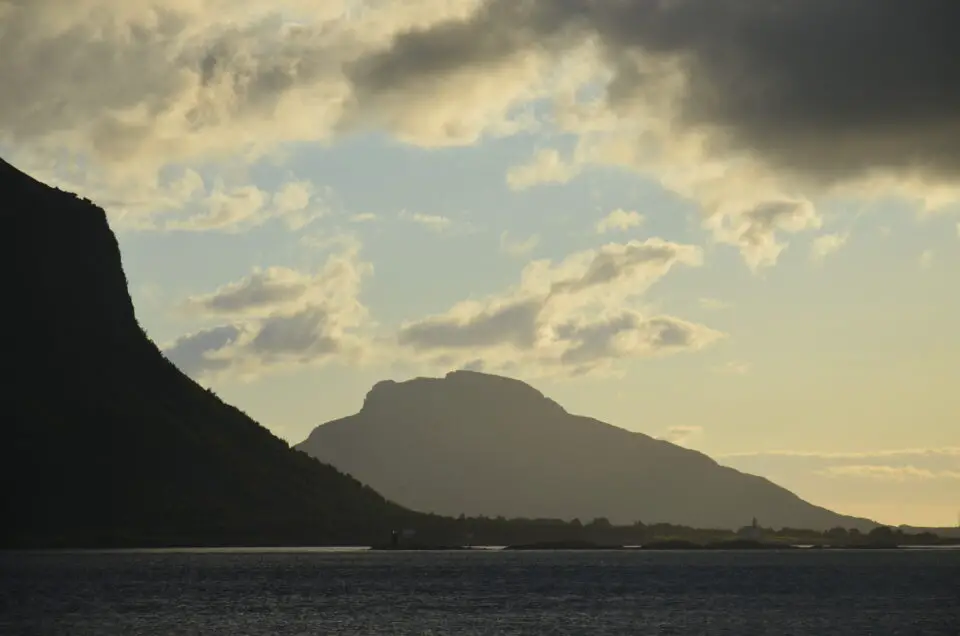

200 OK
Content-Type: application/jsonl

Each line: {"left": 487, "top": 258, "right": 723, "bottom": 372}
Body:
{"left": 2, "top": 548, "right": 959, "bottom": 635}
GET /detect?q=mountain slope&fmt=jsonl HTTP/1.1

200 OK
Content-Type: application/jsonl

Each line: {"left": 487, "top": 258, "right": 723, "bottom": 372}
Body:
{"left": 299, "top": 371, "right": 874, "bottom": 531}
{"left": 0, "top": 157, "right": 409, "bottom": 548}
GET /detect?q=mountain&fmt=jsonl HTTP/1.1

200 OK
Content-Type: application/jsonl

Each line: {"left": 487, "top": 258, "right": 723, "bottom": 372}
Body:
{"left": 298, "top": 371, "right": 875, "bottom": 531}
{"left": 0, "top": 157, "right": 412, "bottom": 548}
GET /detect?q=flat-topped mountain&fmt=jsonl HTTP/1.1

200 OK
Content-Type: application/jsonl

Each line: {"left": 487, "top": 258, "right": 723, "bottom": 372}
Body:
{"left": 299, "top": 370, "right": 875, "bottom": 531}
{"left": 0, "top": 157, "right": 409, "bottom": 547}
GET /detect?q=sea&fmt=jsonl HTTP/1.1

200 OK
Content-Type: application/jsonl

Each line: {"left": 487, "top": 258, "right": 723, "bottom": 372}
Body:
{"left": 2, "top": 548, "right": 958, "bottom": 635}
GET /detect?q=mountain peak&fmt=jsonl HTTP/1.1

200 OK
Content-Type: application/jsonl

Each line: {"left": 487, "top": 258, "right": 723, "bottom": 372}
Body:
{"left": 302, "top": 373, "right": 875, "bottom": 531}
{"left": 3, "top": 156, "right": 142, "bottom": 365}
{"left": 360, "top": 369, "right": 563, "bottom": 418}
{"left": 0, "top": 156, "right": 38, "bottom": 190}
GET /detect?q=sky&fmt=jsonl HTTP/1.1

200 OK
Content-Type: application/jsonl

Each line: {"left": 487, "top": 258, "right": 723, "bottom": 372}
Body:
{"left": 2, "top": 0, "right": 959, "bottom": 527}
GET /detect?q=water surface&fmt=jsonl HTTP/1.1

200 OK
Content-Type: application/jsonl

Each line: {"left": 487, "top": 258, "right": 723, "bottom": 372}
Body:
{"left": 2, "top": 549, "right": 958, "bottom": 634}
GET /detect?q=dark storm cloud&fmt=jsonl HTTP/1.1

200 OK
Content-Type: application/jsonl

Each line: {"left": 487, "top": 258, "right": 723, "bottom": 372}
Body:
{"left": 350, "top": 0, "right": 960, "bottom": 183}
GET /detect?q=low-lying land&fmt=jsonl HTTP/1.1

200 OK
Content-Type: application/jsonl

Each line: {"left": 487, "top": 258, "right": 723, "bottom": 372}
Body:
{"left": 371, "top": 531, "right": 960, "bottom": 552}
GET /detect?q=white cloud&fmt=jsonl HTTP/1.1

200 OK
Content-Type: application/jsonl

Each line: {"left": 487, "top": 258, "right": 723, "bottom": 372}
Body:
{"left": 165, "top": 236, "right": 722, "bottom": 380}
{"left": 184, "top": 266, "right": 326, "bottom": 317}
{"left": 810, "top": 233, "right": 849, "bottom": 264}
{"left": 506, "top": 148, "right": 580, "bottom": 190}
{"left": 818, "top": 465, "right": 960, "bottom": 482}
{"left": 163, "top": 244, "right": 374, "bottom": 378}
{"left": 399, "top": 210, "right": 455, "bottom": 233}
{"left": 719, "top": 447, "right": 960, "bottom": 527}
{"left": 596, "top": 209, "right": 644, "bottom": 234}
{"left": 719, "top": 448, "right": 960, "bottom": 460}
{"left": 720, "top": 448, "right": 960, "bottom": 487}
{"left": 5, "top": 0, "right": 956, "bottom": 263}
{"left": 165, "top": 183, "right": 266, "bottom": 231}
{"left": 499, "top": 231, "right": 540, "bottom": 257}
{"left": 919, "top": 249, "right": 935, "bottom": 270}
{"left": 396, "top": 237, "right": 722, "bottom": 375}
{"left": 272, "top": 180, "right": 313, "bottom": 214}
{"left": 715, "top": 361, "right": 751, "bottom": 376}
{"left": 270, "top": 180, "right": 326, "bottom": 229}
{"left": 398, "top": 210, "right": 477, "bottom": 235}
{"left": 704, "top": 198, "right": 823, "bottom": 270}
{"left": 33, "top": 162, "right": 330, "bottom": 233}
{"left": 0, "top": 0, "right": 519, "bottom": 226}
{"left": 160, "top": 177, "right": 327, "bottom": 232}
{"left": 1, "top": 0, "right": 500, "bottom": 165}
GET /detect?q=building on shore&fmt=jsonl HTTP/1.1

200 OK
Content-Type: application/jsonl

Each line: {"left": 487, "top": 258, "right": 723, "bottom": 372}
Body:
{"left": 737, "top": 517, "right": 763, "bottom": 541}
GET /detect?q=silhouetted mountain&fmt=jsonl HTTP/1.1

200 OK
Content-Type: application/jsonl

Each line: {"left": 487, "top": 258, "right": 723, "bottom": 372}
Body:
{"left": 299, "top": 371, "right": 875, "bottom": 531}
{"left": 0, "top": 157, "right": 410, "bottom": 548}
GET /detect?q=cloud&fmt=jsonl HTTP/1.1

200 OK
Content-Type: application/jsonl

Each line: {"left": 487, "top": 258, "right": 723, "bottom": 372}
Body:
{"left": 6, "top": 0, "right": 957, "bottom": 259}
{"left": 358, "top": 0, "right": 960, "bottom": 182}
{"left": 398, "top": 210, "right": 477, "bottom": 236}
{"left": 719, "top": 447, "right": 960, "bottom": 484}
{"left": 164, "top": 178, "right": 328, "bottom": 232}
{"left": 542, "top": 239, "right": 704, "bottom": 298}
{"left": 0, "top": 0, "right": 512, "bottom": 224}
{"left": 919, "top": 249, "right": 935, "bottom": 270}
{"left": 399, "top": 299, "right": 542, "bottom": 351}
{"left": 810, "top": 233, "right": 849, "bottom": 264}
{"left": 719, "top": 447, "right": 960, "bottom": 526}
{"left": 499, "top": 231, "right": 540, "bottom": 257}
{"left": 1, "top": 0, "right": 494, "bottom": 162}
{"left": 596, "top": 209, "right": 644, "bottom": 234}
{"left": 343, "top": 0, "right": 960, "bottom": 264}
{"left": 398, "top": 210, "right": 454, "bottom": 233}
{"left": 396, "top": 237, "right": 722, "bottom": 375}
{"left": 184, "top": 267, "right": 324, "bottom": 317}
{"left": 166, "top": 236, "right": 721, "bottom": 380}
{"left": 715, "top": 361, "right": 751, "bottom": 376}
{"left": 269, "top": 180, "right": 326, "bottom": 229}
{"left": 507, "top": 148, "right": 580, "bottom": 190}
{"left": 720, "top": 448, "right": 960, "bottom": 461}
{"left": 705, "top": 198, "right": 822, "bottom": 270}
{"left": 163, "top": 244, "right": 373, "bottom": 378}
{"left": 818, "top": 465, "right": 960, "bottom": 482}
{"left": 164, "top": 324, "right": 244, "bottom": 377}
{"left": 33, "top": 163, "right": 329, "bottom": 233}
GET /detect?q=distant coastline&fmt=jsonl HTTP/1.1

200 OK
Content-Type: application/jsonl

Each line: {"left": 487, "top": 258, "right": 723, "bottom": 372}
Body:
{"left": 369, "top": 538, "right": 960, "bottom": 552}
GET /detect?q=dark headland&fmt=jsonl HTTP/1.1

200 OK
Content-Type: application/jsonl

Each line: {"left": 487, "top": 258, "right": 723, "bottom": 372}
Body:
{"left": 1, "top": 156, "right": 414, "bottom": 548}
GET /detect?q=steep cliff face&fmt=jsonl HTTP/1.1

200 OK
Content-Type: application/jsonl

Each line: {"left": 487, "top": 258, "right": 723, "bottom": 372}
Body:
{"left": 300, "top": 370, "right": 875, "bottom": 531}
{"left": 0, "top": 158, "right": 407, "bottom": 547}
{"left": 4, "top": 160, "right": 139, "bottom": 362}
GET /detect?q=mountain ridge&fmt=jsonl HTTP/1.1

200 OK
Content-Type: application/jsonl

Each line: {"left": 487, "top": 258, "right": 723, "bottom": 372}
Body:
{"left": 0, "top": 156, "right": 412, "bottom": 548}
{"left": 299, "top": 370, "right": 876, "bottom": 531}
